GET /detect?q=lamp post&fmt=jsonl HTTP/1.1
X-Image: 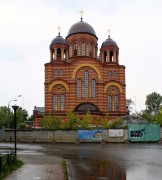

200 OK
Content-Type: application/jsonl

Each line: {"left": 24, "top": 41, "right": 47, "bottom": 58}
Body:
{"left": 12, "top": 105, "right": 19, "bottom": 156}
{"left": 7, "top": 95, "right": 22, "bottom": 129}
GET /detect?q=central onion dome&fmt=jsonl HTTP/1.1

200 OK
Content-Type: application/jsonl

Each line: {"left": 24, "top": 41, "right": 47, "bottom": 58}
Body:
{"left": 67, "top": 19, "right": 97, "bottom": 38}
{"left": 51, "top": 34, "right": 68, "bottom": 46}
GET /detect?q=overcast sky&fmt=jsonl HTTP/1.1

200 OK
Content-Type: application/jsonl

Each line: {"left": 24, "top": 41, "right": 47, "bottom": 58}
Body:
{"left": 0, "top": 0, "right": 162, "bottom": 116}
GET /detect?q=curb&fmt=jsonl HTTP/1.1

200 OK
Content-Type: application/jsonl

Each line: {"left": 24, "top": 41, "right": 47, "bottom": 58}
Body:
{"left": 66, "top": 160, "right": 74, "bottom": 180}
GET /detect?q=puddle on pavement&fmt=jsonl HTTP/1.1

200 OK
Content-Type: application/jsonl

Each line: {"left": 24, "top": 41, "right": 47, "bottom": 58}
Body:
{"left": 70, "top": 158, "right": 126, "bottom": 180}
{"left": 18, "top": 150, "right": 44, "bottom": 155}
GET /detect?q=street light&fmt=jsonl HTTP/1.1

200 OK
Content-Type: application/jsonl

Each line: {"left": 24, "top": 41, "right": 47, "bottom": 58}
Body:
{"left": 7, "top": 95, "right": 22, "bottom": 129}
{"left": 12, "top": 105, "right": 19, "bottom": 156}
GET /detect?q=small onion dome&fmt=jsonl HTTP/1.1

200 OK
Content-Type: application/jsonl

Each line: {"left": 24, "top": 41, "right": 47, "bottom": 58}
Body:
{"left": 101, "top": 36, "right": 118, "bottom": 48}
{"left": 67, "top": 20, "right": 97, "bottom": 37}
{"left": 50, "top": 34, "right": 68, "bottom": 46}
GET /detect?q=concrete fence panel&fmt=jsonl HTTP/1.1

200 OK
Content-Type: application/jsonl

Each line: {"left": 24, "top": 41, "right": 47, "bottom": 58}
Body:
{"left": 4, "top": 130, "right": 14, "bottom": 142}
{"left": 0, "top": 129, "right": 5, "bottom": 141}
{"left": 103, "top": 129, "right": 125, "bottom": 142}
{"left": 54, "top": 130, "right": 77, "bottom": 143}
{"left": 124, "top": 130, "right": 128, "bottom": 141}
{"left": 77, "top": 129, "right": 102, "bottom": 142}
{"left": 128, "top": 124, "right": 160, "bottom": 142}
{"left": 160, "top": 129, "right": 162, "bottom": 140}
{"left": 3, "top": 128, "right": 162, "bottom": 143}
{"left": 34, "top": 131, "right": 53, "bottom": 142}
{"left": 17, "top": 130, "right": 35, "bottom": 142}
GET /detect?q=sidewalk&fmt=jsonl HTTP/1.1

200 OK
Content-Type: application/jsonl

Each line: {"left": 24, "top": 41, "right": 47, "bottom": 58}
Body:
{"left": 4, "top": 153, "right": 64, "bottom": 180}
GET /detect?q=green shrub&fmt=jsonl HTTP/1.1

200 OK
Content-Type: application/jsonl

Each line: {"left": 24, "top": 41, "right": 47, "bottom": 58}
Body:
{"left": 17, "top": 122, "right": 26, "bottom": 129}
{"left": 0, "top": 158, "right": 23, "bottom": 179}
{"left": 40, "top": 115, "right": 61, "bottom": 130}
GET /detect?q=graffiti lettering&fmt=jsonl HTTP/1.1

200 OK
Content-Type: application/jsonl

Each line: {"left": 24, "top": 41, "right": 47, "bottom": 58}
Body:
{"left": 130, "top": 130, "right": 143, "bottom": 137}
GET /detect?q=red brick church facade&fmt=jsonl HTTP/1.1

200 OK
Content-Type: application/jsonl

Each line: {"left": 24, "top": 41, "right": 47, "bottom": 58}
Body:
{"left": 34, "top": 16, "right": 128, "bottom": 127}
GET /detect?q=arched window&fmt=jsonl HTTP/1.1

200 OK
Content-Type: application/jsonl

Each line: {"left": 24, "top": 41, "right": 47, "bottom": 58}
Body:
{"left": 53, "top": 85, "right": 66, "bottom": 111}
{"left": 60, "top": 69, "right": 63, "bottom": 76}
{"left": 77, "top": 79, "right": 82, "bottom": 97}
{"left": 108, "top": 71, "right": 112, "bottom": 77}
{"left": 69, "top": 45, "right": 72, "bottom": 57}
{"left": 114, "top": 95, "right": 118, "bottom": 111}
{"left": 54, "top": 69, "right": 58, "bottom": 76}
{"left": 63, "top": 49, "right": 66, "bottom": 60}
{"left": 110, "top": 51, "right": 114, "bottom": 62}
{"left": 108, "top": 95, "right": 112, "bottom": 111}
{"left": 116, "top": 51, "right": 118, "bottom": 63}
{"left": 84, "top": 71, "right": 89, "bottom": 97}
{"left": 57, "top": 48, "right": 61, "bottom": 60}
{"left": 53, "top": 95, "right": 57, "bottom": 111}
{"left": 52, "top": 49, "right": 55, "bottom": 61}
{"left": 107, "top": 86, "right": 119, "bottom": 111}
{"left": 104, "top": 51, "right": 107, "bottom": 62}
{"left": 82, "top": 42, "right": 85, "bottom": 55}
{"left": 74, "top": 43, "right": 77, "bottom": 56}
{"left": 91, "top": 79, "right": 96, "bottom": 98}
{"left": 60, "top": 95, "right": 65, "bottom": 111}
{"left": 89, "top": 44, "right": 92, "bottom": 57}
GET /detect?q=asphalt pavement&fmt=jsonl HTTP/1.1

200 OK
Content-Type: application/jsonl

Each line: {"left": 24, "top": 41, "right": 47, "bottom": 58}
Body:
{"left": 1, "top": 142, "right": 162, "bottom": 180}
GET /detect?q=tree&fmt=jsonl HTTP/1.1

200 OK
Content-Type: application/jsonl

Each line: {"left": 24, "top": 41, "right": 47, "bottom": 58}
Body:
{"left": 100, "top": 112, "right": 109, "bottom": 129}
{"left": 154, "top": 108, "right": 162, "bottom": 126}
{"left": 16, "top": 108, "right": 28, "bottom": 122}
{"left": 65, "top": 111, "right": 79, "bottom": 129}
{"left": 145, "top": 92, "right": 162, "bottom": 114}
{"left": 79, "top": 110, "right": 91, "bottom": 129}
{"left": 126, "top": 98, "right": 134, "bottom": 112}
{"left": 93, "top": 112, "right": 109, "bottom": 129}
{"left": 27, "top": 115, "right": 34, "bottom": 126}
{"left": 40, "top": 115, "right": 61, "bottom": 130}
{"left": 0, "top": 106, "right": 8, "bottom": 128}
{"left": 137, "top": 110, "right": 153, "bottom": 123}
{"left": 0, "top": 106, "right": 29, "bottom": 129}
{"left": 9, "top": 107, "right": 28, "bottom": 129}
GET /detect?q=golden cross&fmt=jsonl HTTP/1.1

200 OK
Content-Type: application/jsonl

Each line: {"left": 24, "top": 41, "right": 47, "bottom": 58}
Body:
{"left": 79, "top": 10, "right": 84, "bottom": 18}
{"left": 108, "top": 29, "right": 111, "bottom": 38}
{"left": 58, "top": 26, "right": 61, "bottom": 35}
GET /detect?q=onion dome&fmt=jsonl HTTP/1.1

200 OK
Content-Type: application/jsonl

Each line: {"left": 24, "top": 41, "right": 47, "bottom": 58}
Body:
{"left": 50, "top": 33, "right": 68, "bottom": 46}
{"left": 101, "top": 36, "right": 118, "bottom": 48}
{"left": 67, "top": 19, "right": 97, "bottom": 38}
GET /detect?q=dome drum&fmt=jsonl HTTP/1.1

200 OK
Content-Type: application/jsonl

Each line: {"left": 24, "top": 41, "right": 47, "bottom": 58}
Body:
{"left": 50, "top": 43, "right": 68, "bottom": 49}
{"left": 66, "top": 34, "right": 97, "bottom": 43}
{"left": 100, "top": 48, "right": 119, "bottom": 64}
{"left": 101, "top": 46, "right": 119, "bottom": 51}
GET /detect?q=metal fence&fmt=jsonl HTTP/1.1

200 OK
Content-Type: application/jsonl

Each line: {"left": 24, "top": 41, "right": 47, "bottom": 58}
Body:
{"left": 0, "top": 151, "right": 16, "bottom": 171}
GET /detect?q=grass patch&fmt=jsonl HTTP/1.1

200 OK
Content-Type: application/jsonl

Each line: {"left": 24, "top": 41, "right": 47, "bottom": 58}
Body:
{"left": 0, "top": 159, "right": 23, "bottom": 179}
{"left": 61, "top": 160, "right": 68, "bottom": 180}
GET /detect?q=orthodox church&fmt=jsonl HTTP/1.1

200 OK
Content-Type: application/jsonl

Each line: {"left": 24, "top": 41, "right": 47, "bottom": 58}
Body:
{"left": 34, "top": 13, "right": 128, "bottom": 126}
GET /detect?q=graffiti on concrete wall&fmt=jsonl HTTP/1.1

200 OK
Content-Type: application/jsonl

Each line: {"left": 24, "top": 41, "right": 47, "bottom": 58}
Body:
{"left": 128, "top": 124, "right": 160, "bottom": 142}
{"left": 130, "top": 129, "right": 145, "bottom": 137}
